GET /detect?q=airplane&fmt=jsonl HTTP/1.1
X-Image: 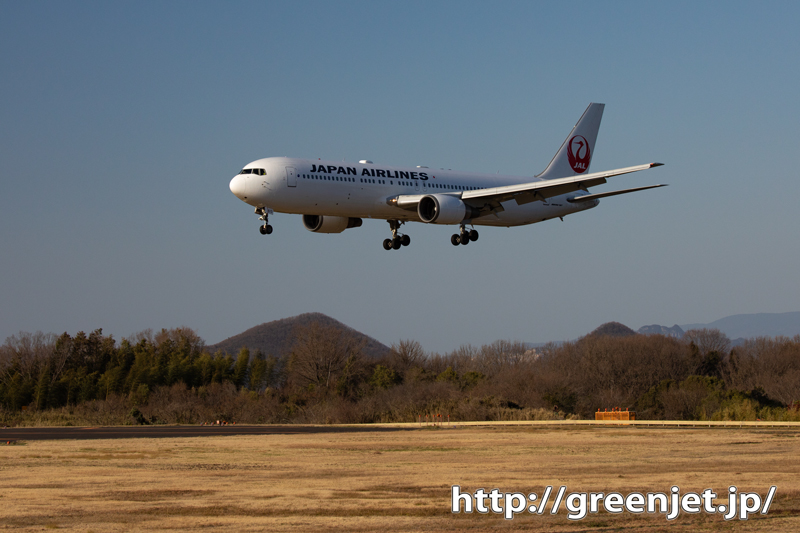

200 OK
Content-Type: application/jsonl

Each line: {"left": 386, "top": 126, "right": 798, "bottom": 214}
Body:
{"left": 228, "top": 103, "right": 666, "bottom": 250}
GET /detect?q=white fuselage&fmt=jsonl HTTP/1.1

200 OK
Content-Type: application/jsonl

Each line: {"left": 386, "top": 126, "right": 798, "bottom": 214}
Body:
{"left": 229, "top": 157, "right": 597, "bottom": 227}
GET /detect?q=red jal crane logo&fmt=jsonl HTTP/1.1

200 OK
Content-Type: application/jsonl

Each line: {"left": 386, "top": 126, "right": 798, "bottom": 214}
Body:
{"left": 567, "top": 135, "right": 591, "bottom": 173}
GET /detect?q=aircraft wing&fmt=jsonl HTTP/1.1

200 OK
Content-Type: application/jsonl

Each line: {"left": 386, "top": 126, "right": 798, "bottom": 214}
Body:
{"left": 462, "top": 162, "right": 664, "bottom": 206}
{"left": 388, "top": 162, "right": 664, "bottom": 216}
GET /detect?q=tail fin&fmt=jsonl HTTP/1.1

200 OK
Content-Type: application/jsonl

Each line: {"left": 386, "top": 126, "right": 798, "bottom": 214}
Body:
{"left": 536, "top": 103, "right": 605, "bottom": 180}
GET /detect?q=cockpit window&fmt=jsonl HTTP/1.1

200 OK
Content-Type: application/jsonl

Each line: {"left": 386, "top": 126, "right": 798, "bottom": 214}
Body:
{"left": 240, "top": 168, "right": 252, "bottom": 174}
{"left": 257, "top": 168, "right": 266, "bottom": 175}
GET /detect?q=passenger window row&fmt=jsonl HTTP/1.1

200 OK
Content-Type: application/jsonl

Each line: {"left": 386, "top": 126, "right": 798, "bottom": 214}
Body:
{"left": 301, "top": 174, "right": 480, "bottom": 191}
{"left": 302, "top": 175, "right": 355, "bottom": 182}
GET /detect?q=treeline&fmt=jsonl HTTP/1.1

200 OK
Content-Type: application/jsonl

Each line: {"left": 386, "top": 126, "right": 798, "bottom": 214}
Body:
{"left": 1, "top": 323, "right": 799, "bottom": 426}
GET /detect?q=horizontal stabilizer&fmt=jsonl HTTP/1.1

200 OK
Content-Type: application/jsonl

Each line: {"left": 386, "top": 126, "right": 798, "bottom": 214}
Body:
{"left": 567, "top": 184, "right": 668, "bottom": 203}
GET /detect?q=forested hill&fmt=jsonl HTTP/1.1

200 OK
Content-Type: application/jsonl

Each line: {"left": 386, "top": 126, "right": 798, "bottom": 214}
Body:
{"left": 208, "top": 312, "right": 390, "bottom": 360}
{"left": 587, "top": 322, "right": 637, "bottom": 338}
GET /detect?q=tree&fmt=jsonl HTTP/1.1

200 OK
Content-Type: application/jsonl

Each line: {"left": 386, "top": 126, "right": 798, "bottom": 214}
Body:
{"left": 154, "top": 327, "right": 205, "bottom": 355}
{"left": 684, "top": 328, "right": 731, "bottom": 356}
{"left": 370, "top": 365, "right": 400, "bottom": 390}
{"left": 1, "top": 331, "right": 57, "bottom": 391}
{"left": 34, "top": 363, "right": 51, "bottom": 410}
{"left": 233, "top": 347, "right": 250, "bottom": 389}
{"left": 388, "top": 340, "right": 426, "bottom": 377}
{"left": 249, "top": 351, "right": 278, "bottom": 392}
{"left": 684, "top": 329, "right": 731, "bottom": 378}
{"left": 475, "top": 340, "right": 530, "bottom": 377}
{"left": 436, "top": 366, "right": 459, "bottom": 384}
{"left": 288, "top": 322, "right": 366, "bottom": 392}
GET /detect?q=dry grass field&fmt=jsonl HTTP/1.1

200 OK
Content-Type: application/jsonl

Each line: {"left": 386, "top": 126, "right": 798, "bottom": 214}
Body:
{"left": 2, "top": 424, "right": 799, "bottom": 532}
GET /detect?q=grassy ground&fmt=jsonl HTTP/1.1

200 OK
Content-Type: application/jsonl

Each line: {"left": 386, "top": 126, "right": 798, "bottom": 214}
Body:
{"left": 2, "top": 425, "right": 799, "bottom": 531}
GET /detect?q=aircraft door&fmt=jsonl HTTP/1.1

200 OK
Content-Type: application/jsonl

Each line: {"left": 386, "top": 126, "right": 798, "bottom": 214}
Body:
{"left": 414, "top": 179, "right": 419, "bottom": 192}
{"left": 421, "top": 179, "right": 427, "bottom": 193}
{"left": 286, "top": 166, "right": 297, "bottom": 187}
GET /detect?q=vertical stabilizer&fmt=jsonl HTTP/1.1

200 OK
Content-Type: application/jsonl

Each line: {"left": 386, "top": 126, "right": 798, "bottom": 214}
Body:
{"left": 536, "top": 103, "right": 605, "bottom": 180}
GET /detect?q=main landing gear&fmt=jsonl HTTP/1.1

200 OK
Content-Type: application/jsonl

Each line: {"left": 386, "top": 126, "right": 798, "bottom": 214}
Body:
{"left": 383, "top": 220, "right": 411, "bottom": 250}
{"left": 451, "top": 225, "right": 479, "bottom": 246}
{"left": 256, "top": 207, "right": 273, "bottom": 235}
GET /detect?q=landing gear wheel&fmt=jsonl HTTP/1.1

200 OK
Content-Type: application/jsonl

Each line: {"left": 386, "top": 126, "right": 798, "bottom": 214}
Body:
{"left": 386, "top": 220, "right": 410, "bottom": 251}
{"left": 469, "top": 229, "right": 478, "bottom": 241}
{"left": 460, "top": 234, "right": 470, "bottom": 245}
{"left": 256, "top": 207, "right": 273, "bottom": 235}
{"left": 451, "top": 234, "right": 461, "bottom": 246}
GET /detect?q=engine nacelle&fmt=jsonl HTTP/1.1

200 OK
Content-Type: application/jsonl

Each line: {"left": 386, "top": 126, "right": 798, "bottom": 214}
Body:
{"left": 417, "top": 194, "right": 478, "bottom": 224}
{"left": 302, "top": 215, "right": 363, "bottom": 233}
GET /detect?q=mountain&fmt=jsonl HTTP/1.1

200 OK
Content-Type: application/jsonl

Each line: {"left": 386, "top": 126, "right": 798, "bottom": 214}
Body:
{"left": 680, "top": 312, "right": 800, "bottom": 339}
{"left": 208, "top": 312, "right": 390, "bottom": 360}
{"left": 587, "top": 322, "right": 637, "bottom": 337}
{"left": 637, "top": 324, "right": 685, "bottom": 338}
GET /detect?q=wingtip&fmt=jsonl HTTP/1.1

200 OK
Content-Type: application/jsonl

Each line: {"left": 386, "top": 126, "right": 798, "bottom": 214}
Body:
{"left": 650, "top": 162, "right": 665, "bottom": 168}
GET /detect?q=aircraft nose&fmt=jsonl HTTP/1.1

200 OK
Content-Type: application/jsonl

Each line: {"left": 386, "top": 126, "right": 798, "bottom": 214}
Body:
{"left": 229, "top": 174, "right": 247, "bottom": 200}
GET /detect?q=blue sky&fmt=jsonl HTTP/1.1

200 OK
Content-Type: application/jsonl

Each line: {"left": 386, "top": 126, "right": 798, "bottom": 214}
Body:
{"left": 2, "top": 1, "right": 799, "bottom": 353}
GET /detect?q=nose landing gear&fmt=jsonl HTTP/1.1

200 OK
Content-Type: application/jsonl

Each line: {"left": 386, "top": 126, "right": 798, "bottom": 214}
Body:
{"left": 256, "top": 207, "right": 274, "bottom": 235}
{"left": 451, "top": 225, "right": 478, "bottom": 246}
{"left": 383, "top": 220, "right": 410, "bottom": 250}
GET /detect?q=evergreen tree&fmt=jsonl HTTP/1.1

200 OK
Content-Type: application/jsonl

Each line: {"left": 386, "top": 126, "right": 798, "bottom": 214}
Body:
{"left": 249, "top": 351, "right": 268, "bottom": 392}
{"left": 233, "top": 348, "right": 250, "bottom": 389}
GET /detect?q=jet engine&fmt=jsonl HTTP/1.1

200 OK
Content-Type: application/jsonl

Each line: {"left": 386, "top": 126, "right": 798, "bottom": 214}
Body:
{"left": 302, "top": 215, "right": 363, "bottom": 233}
{"left": 417, "top": 194, "right": 479, "bottom": 224}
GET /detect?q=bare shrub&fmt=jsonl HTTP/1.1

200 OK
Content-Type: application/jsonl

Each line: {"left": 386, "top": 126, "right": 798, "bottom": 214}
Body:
{"left": 71, "top": 394, "right": 129, "bottom": 425}
{"left": 144, "top": 383, "right": 201, "bottom": 424}
{"left": 351, "top": 380, "right": 460, "bottom": 423}
{"left": 659, "top": 376, "right": 724, "bottom": 420}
